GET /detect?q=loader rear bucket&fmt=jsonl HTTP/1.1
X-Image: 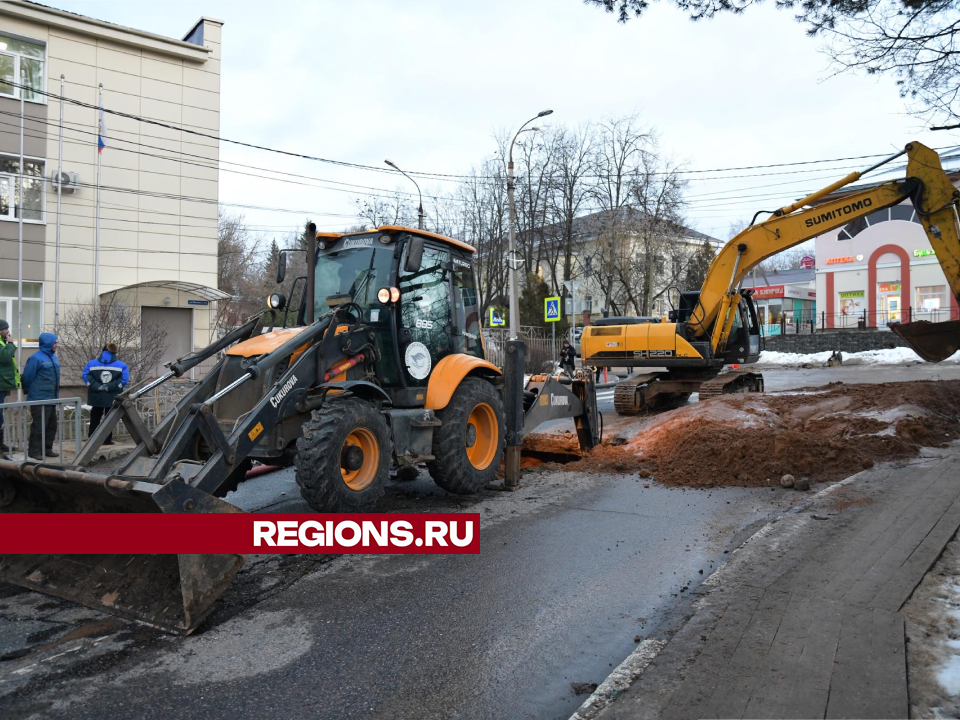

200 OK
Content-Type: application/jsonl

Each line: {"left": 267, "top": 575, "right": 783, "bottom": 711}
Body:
{"left": 889, "top": 319, "right": 960, "bottom": 363}
{"left": 0, "top": 459, "right": 244, "bottom": 635}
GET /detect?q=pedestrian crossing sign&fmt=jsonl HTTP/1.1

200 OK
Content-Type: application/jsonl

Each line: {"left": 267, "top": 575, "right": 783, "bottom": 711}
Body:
{"left": 489, "top": 307, "right": 505, "bottom": 327}
{"left": 544, "top": 296, "right": 561, "bottom": 322}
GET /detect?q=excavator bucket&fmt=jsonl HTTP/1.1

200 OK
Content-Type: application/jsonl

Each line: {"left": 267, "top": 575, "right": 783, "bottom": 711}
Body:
{"left": 889, "top": 319, "right": 960, "bottom": 363}
{"left": 0, "top": 459, "right": 244, "bottom": 635}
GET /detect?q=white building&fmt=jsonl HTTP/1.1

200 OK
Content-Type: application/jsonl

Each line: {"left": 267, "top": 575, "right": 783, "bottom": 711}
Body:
{"left": 0, "top": 2, "right": 225, "bottom": 375}
{"left": 813, "top": 152, "right": 960, "bottom": 329}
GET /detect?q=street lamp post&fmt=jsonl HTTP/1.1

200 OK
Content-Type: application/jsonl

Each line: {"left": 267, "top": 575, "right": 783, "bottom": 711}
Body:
{"left": 507, "top": 109, "right": 553, "bottom": 339}
{"left": 384, "top": 159, "right": 424, "bottom": 230}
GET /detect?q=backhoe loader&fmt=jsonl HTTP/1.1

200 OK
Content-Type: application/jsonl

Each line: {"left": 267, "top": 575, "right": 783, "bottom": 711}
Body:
{"left": 583, "top": 141, "right": 960, "bottom": 415}
{"left": 0, "top": 225, "right": 600, "bottom": 633}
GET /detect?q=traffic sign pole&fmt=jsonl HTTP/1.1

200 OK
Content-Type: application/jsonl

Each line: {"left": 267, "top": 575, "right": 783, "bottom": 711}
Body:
{"left": 544, "top": 296, "right": 561, "bottom": 367}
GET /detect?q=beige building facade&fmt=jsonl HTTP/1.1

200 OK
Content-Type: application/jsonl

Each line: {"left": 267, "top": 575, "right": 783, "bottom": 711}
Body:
{"left": 0, "top": 1, "right": 224, "bottom": 375}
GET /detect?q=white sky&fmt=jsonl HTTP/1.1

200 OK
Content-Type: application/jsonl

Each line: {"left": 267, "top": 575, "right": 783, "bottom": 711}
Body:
{"left": 44, "top": 0, "right": 960, "bottom": 242}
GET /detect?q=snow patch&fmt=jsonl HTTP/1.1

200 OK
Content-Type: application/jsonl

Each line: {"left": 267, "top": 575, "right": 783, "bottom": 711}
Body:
{"left": 937, "top": 655, "right": 960, "bottom": 696}
{"left": 757, "top": 348, "right": 960, "bottom": 366}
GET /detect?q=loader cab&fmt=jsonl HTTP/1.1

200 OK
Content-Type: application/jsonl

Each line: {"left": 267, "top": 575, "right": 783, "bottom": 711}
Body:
{"left": 309, "top": 227, "right": 485, "bottom": 407}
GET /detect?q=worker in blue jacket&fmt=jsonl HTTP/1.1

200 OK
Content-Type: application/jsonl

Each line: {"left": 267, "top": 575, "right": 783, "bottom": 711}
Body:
{"left": 82, "top": 343, "right": 129, "bottom": 446}
{"left": 21, "top": 332, "right": 61, "bottom": 459}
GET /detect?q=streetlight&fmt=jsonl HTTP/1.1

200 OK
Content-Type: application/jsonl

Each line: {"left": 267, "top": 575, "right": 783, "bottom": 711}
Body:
{"left": 507, "top": 109, "right": 553, "bottom": 339}
{"left": 384, "top": 159, "right": 424, "bottom": 230}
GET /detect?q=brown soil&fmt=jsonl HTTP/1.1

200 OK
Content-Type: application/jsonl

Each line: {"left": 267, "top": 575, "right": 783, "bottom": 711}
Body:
{"left": 523, "top": 380, "right": 960, "bottom": 489}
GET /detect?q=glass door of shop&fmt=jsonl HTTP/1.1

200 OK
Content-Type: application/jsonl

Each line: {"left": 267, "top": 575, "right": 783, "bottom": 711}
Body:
{"left": 878, "top": 282, "right": 902, "bottom": 323}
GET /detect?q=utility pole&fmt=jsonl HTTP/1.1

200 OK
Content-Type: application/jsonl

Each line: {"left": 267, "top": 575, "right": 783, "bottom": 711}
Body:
{"left": 16, "top": 68, "right": 25, "bottom": 399}
{"left": 384, "top": 159, "right": 424, "bottom": 230}
{"left": 507, "top": 109, "right": 552, "bottom": 339}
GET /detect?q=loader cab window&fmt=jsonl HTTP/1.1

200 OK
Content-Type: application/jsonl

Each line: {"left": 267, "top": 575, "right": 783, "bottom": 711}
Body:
{"left": 399, "top": 245, "right": 454, "bottom": 386}
{"left": 314, "top": 241, "right": 393, "bottom": 323}
{"left": 451, "top": 255, "right": 482, "bottom": 357}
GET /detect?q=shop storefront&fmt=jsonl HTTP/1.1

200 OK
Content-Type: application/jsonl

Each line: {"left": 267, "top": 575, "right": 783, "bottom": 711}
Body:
{"left": 750, "top": 284, "right": 817, "bottom": 325}
{"left": 815, "top": 201, "right": 960, "bottom": 329}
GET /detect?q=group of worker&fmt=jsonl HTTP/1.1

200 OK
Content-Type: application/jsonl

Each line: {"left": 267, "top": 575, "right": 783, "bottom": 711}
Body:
{"left": 0, "top": 319, "right": 129, "bottom": 461}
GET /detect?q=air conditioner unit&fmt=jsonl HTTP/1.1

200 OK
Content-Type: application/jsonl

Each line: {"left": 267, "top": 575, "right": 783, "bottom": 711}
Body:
{"left": 51, "top": 171, "right": 80, "bottom": 194}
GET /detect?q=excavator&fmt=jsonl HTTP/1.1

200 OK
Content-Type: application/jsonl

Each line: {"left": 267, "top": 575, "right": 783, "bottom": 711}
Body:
{"left": 0, "top": 225, "right": 600, "bottom": 634}
{"left": 582, "top": 141, "right": 960, "bottom": 415}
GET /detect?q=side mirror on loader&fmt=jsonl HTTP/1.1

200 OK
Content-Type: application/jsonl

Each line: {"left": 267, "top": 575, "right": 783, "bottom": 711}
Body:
{"left": 404, "top": 237, "right": 424, "bottom": 273}
{"left": 276, "top": 252, "right": 287, "bottom": 284}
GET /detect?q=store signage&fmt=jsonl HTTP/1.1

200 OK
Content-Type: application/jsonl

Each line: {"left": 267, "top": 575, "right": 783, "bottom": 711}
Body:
{"left": 914, "top": 249, "right": 937, "bottom": 257}
{"left": 878, "top": 283, "right": 901, "bottom": 293}
{"left": 800, "top": 256, "right": 815, "bottom": 269}
{"left": 826, "top": 256, "right": 856, "bottom": 265}
{"left": 839, "top": 289, "right": 865, "bottom": 316}
{"left": 749, "top": 285, "right": 816, "bottom": 300}
{"left": 752, "top": 285, "right": 784, "bottom": 299}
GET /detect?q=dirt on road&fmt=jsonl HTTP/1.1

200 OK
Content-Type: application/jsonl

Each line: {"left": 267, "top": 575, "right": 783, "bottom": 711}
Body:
{"left": 523, "top": 380, "right": 960, "bottom": 488}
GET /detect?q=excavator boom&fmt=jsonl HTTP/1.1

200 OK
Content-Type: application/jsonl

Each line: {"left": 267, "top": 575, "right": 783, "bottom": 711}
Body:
{"left": 695, "top": 142, "right": 960, "bottom": 360}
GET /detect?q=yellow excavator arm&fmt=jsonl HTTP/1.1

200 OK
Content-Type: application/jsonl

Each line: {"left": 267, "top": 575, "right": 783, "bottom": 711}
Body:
{"left": 697, "top": 142, "right": 960, "bottom": 358}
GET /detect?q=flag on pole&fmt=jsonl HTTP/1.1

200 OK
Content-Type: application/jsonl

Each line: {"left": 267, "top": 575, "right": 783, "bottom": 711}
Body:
{"left": 97, "top": 99, "right": 107, "bottom": 153}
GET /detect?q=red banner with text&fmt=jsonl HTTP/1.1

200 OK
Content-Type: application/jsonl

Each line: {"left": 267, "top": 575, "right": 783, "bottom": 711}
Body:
{"left": 0, "top": 514, "right": 480, "bottom": 554}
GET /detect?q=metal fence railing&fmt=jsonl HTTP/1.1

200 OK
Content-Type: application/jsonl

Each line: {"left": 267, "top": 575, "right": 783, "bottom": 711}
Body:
{"left": 482, "top": 330, "right": 557, "bottom": 373}
{"left": 1, "top": 379, "right": 200, "bottom": 462}
{"left": 0, "top": 396, "right": 82, "bottom": 461}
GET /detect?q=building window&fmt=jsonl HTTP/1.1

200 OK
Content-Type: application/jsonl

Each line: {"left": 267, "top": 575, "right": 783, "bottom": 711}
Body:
{"left": 916, "top": 285, "right": 948, "bottom": 312}
{"left": 0, "top": 35, "right": 45, "bottom": 101}
{"left": 584, "top": 295, "right": 593, "bottom": 312}
{"left": 0, "top": 156, "right": 45, "bottom": 222}
{"left": 838, "top": 204, "right": 919, "bottom": 240}
{"left": 584, "top": 256, "right": 593, "bottom": 273}
{"left": 0, "top": 280, "right": 43, "bottom": 344}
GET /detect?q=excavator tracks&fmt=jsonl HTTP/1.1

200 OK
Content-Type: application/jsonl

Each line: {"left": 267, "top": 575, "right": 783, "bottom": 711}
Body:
{"left": 613, "top": 373, "right": 665, "bottom": 415}
{"left": 611, "top": 369, "right": 764, "bottom": 415}
{"left": 697, "top": 370, "right": 764, "bottom": 399}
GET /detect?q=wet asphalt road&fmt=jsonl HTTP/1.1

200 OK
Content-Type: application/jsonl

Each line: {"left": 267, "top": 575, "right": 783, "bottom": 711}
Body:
{"left": 3, "top": 364, "right": 959, "bottom": 719}
{"left": 1, "top": 469, "right": 787, "bottom": 720}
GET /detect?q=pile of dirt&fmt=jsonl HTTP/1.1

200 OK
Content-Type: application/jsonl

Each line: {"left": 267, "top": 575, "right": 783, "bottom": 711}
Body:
{"left": 524, "top": 380, "right": 960, "bottom": 488}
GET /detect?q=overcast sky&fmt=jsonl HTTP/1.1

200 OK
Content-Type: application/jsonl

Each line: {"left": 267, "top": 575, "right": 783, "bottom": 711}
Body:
{"left": 44, "top": 0, "right": 960, "bottom": 242}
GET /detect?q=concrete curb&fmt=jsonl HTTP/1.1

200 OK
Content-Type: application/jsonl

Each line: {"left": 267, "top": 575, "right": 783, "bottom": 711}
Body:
{"left": 571, "top": 470, "right": 872, "bottom": 720}
{"left": 569, "top": 639, "right": 667, "bottom": 720}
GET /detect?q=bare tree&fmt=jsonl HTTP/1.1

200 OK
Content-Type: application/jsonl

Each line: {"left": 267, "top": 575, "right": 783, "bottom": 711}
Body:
{"left": 58, "top": 295, "right": 168, "bottom": 385}
{"left": 543, "top": 125, "right": 595, "bottom": 293}
{"left": 353, "top": 190, "right": 415, "bottom": 229}
{"left": 624, "top": 145, "right": 689, "bottom": 314}
{"left": 216, "top": 209, "right": 267, "bottom": 332}
{"left": 458, "top": 159, "right": 510, "bottom": 315}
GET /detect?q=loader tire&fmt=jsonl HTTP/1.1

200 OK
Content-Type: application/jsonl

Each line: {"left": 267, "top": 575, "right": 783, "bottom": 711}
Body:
{"left": 295, "top": 398, "right": 391, "bottom": 512}
{"left": 428, "top": 378, "right": 505, "bottom": 495}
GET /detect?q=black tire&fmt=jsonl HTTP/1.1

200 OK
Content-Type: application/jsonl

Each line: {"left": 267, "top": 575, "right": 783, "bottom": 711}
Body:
{"left": 295, "top": 398, "right": 391, "bottom": 512}
{"left": 427, "top": 377, "right": 505, "bottom": 495}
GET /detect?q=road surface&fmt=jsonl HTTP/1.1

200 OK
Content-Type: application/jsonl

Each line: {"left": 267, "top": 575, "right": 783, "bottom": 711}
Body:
{"left": 2, "top": 364, "right": 956, "bottom": 719}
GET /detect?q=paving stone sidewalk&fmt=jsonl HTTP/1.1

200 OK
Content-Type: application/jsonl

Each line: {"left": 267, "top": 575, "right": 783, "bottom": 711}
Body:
{"left": 596, "top": 445, "right": 960, "bottom": 720}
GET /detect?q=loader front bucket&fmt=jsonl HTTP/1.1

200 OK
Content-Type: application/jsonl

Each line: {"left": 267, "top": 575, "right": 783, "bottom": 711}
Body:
{"left": 0, "top": 459, "right": 244, "bottom": 635}
{"left": 889, "top": 319, "right": 960, "bottom": 363}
